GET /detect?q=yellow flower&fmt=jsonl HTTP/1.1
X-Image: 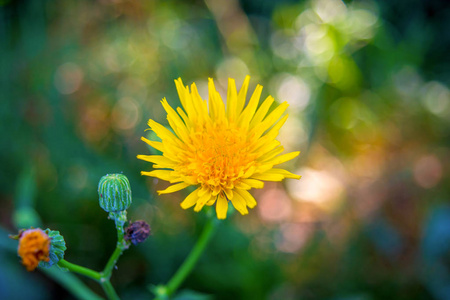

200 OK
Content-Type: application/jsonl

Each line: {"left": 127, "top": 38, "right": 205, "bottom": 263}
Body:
{"left": 138, "top": 76, "right": 301, "bottom": 219}
{"left": 18, "top": 228, "right": 51, "bottom": 271}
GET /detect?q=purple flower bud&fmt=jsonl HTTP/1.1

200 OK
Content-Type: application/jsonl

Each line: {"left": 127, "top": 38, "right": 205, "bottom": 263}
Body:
{"left": 125, "top": 220, "right": 151, "bottom": 245}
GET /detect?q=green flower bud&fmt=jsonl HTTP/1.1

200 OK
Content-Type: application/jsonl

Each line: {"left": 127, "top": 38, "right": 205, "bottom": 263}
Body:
{"left": 39, "top": 229, "right": 66, "bottom": 269}
{"left": 98, "top": 174, "right": 132, "bottom": 213}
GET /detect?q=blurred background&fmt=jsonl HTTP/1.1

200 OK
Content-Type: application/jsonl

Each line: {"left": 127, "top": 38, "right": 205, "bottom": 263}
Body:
{"left": 1, "top": 0, "right": 450, "bottom": 299}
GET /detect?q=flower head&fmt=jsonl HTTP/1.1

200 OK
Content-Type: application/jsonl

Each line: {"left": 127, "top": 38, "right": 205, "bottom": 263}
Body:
{"left": 138, "top": 76, "right": 301, "bottom": 219}
{"left": 17, "top": 228, "right": 51, "bottom": 271}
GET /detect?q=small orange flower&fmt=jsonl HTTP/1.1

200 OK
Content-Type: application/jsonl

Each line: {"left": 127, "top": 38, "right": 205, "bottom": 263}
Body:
{"left": 18, "top": 229, "right": 51, "bottom": 271}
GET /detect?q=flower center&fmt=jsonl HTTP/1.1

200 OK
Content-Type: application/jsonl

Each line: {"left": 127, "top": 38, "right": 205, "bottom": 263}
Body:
{"left": 18, "top": 229, "right": 51, "bottom": 271}
{"left": 181, "top": 122, "right": 254, "bottom": 192}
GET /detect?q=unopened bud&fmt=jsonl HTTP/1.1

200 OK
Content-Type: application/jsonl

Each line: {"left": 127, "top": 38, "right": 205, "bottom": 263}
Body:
{"left": 98, "top": 174, "right": 132, "bottom": 213}
{"left": 125, "top": 220, "right": 151, "bottom": 245}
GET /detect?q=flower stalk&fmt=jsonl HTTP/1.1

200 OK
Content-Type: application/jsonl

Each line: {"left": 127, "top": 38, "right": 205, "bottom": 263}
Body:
{"left": 57, "top": 259, "right": 102, "bottom": 281}
{"left": 51, "top": 175, "right": 134, "bottom": 300}
{"left": 56, "top": 234, "right": 127, "bottom": 299}
{"left": 103, "top": 212, "right": 129, "bottom": 278}
{"left": 41, "top": 266, "right": 103, "bottom": 300}
{"left": 154, "top": 213, "right": 219, "bottom": 299}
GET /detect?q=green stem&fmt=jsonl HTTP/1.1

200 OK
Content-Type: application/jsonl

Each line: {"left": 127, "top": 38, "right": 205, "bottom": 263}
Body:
{"left": 41, "top": 266, "right": 103, "bottom": 300}
{"left": 101, "top": 280, "right": 120, "bottom": 300}
{"left": 102, "top": 243, "right": 127, "bottom": 278}
{"left": 57, "top": 211, "right": 130, "bottom": 300}
{"left": 102, "top": 212, "right": 129, "bottom": 279}
{"left": 96, "top": 211, "right": 129, "bottom": 300}
{"left": 58, "top": 259, "right": 102, "bottom": 281}
{"left": 165, "top": 216, "right": 218, "bottom": 297}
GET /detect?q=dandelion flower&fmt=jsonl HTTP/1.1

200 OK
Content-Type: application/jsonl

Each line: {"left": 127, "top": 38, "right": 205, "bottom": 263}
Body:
{"left": 138, "top": 76, "right": 301, "bottom": 219}
{"left": 17, "top": 228, "right": 51, "bottom": 271}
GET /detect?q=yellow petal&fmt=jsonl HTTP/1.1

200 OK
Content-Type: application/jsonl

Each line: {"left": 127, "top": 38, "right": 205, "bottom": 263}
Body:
{"left": 230, "top": 192, "right": 249, "bottom": 215}
{"left": 157, "top": 182, "right": 190, "bottom": 195}
{"left": 248, "top": 131, "right": 279, "bottom": 153}
{"left": 252, "top": 168, "right": 302, "bottom": 181}
{"left": 211, "top": 185, "right": 221, "bottom": 196}
{"left": 251, "top": 101, "right": 289, "bottom": 139}
{"left": 141, "top": 170, "right": 177, "bottom": 182}
{"left": 263, "top": 114, "right": 288, "bottom": 139}
{"left": 191, "top": 83, "right": 209, "bottom": 123}
{"left": 161, "top": 98, "right": 190, "bottom": 142}
{"left": 161, "top": 98, "right": 185, "bottom": 128}
{"left": 148, "top": 120, "right": 182, "bottom": 147}
{"left": 208, "top": 78, "right": 226, "bottom": 122}
{"left": 198, "top": 186, "right": 210, "bottom": 197}
{"left": 243, "top": 165, "right": 256, "bottom": 178}
{"left": 177, "top": 107, "right": 191, "bottom": 129}
{"left": 137, "top": 155, "right": 176, "bottom": 167}
{"left": 175, "top": 78, "right": 191, "bottom": 116}
{"left": 265, "top": 151, "right": 300, "bottom": 165}
{"left": 240, "top": 178, "right": 264, "bottom": 189}
{"left": 249, "top": 114, "right": 288, "bottom": 152}
{"left": 235, "top": 181, "right": 251, "bottom": 190}
{"left": 216, "top": 194, "right": 228, "bottom": 219}
{"left": 236, "top": 75, "right": 250, "bottom": 115}
{"left": 274, "top": 169, "right": 302, "bottom": 179}
{"left": 251, "top": 172, "right": 284, "bottom": 181}
{"left": 258, "top": 146, "right": 284, "bottom": 163}
{"left": 141, "top": 137, "right": 164, "bottom": 152}
{"left": 194, "top": 192, "right": 212, "bottom": 212}
{"left": 249, "top": 95, "right": 274, "bottom": 129}
{"left": 223, "top": 188, "right": 233, "bottom": 200}
{"left": 226, "top": 78, "right": 238, "bottom": 122}
{"left": 237, "top": 84, "right": 262, "bottom": 128}
{"left": 234, "top": 189, "right": 257, "bottom": 209}
{"left": 180, "top": 188, "right": 201, "bottom": 209}
{"left": 206, "top": 198, "right": 216, "bottom": 206}
{"left": 254, "top": 164, "right": 274, "bottom": 174}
